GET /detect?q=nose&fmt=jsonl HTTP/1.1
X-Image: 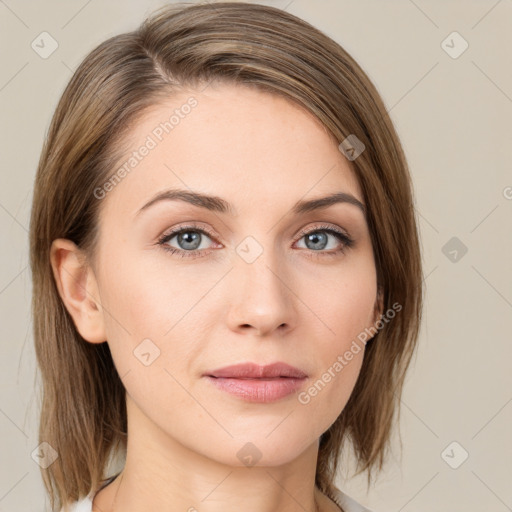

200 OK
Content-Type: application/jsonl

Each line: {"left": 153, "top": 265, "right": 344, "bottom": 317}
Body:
{"left": 226, "top": 247, "right": 297, "bottom": 337}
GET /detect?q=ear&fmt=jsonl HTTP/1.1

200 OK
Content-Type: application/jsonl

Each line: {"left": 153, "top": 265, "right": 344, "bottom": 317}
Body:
{"left": 50, "top": 238, "right": 106, "bottom": 344}
{"left": 372, "top": 285, "right": 384, "bottom": 325}
{"left": 364, "top": 285, "right": 384, "bottom": 344}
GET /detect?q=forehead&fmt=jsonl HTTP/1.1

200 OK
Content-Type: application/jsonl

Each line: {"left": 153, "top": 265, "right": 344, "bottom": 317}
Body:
{"left": 101, "top": 82, "right": 363, "bottom": 220}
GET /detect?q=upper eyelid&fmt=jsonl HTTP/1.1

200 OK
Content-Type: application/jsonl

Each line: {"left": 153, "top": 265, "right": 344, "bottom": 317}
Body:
{"left": 160, "top": 223, "right": 216, "bottom": 241}
{"left": 160, "top": 222, "right": 350, "bottom": 244}
{"left": 296, "top": 223, "right": 349, "bottom": 237}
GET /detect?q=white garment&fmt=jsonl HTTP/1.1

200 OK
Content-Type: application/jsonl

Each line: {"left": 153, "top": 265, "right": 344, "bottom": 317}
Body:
{"left": 61, "top": 476, "right": 374, "bottom": 512}
{"left": 329, "top": 487, "right": 374, "bottom": 512}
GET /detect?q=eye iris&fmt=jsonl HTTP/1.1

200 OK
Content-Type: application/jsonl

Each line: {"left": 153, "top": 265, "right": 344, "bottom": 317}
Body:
{"left": 178, "top": 231, "right": 201, "bottom": 250}
{"left": 305, "top": 232, "right": 328, "bottom": 250}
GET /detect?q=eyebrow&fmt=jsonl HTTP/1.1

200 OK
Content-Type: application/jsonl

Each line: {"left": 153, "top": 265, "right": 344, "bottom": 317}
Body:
{"left": 135, "top": 188, "right": 366, "bottom": 218}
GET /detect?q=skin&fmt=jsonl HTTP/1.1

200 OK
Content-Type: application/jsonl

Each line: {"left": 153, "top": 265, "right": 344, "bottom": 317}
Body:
{"left": 51, "top": 82, "right": 383, "bottom": 512}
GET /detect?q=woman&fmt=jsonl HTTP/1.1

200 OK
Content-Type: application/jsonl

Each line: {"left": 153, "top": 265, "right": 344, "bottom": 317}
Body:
{"left": 29, "top": 2, "right": 423, "bottom": 511}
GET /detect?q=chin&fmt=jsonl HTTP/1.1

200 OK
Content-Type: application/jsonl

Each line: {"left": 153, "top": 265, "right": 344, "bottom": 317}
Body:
{"left": 195, "top": 431, "right": 317, "bottom": 469}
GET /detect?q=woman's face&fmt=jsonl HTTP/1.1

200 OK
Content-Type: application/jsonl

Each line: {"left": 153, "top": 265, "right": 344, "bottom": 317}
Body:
{"left": 90, "top": 82, "right": 380, "bottom": 466}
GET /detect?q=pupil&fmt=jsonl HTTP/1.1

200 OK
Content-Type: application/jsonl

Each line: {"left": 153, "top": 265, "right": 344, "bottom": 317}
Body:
{"left": 179, "top": 231, "right": 201, "bottom": 250}
{"left": 306, "top": 232, "right": 327, "bottom": 250}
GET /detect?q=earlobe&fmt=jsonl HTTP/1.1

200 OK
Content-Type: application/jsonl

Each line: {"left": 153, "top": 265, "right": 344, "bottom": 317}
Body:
{"left": 50, "top": 238, "right": 106, "bottom": 344}
{"left": 365, "top": 287, "right": 385, "bottom": 344}
{"left": 373, "top": 286, "right": 384, "bottom": 325}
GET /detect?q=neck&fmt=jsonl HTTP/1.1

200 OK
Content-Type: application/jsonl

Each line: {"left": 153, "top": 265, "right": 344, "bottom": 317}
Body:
{"left": 99, "top": 394, "right": 326, "bottom": 512}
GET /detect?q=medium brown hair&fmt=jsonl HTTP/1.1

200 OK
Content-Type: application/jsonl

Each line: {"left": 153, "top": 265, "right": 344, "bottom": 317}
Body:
{"left": 29, "top": 2, "right": 423, "bottom": 510}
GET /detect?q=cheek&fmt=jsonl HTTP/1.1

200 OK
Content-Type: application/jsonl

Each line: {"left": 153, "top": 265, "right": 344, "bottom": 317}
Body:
{"left": 294, "top": 258, "right": 376, "bottom": 418}
{"left": 98, "top": 236, "right": 181, "bottom": 336}
{"left": 94, "top": 246, "right": 170, "bottom": 369}
{"left": 96, "top": 261, "right": 193, "bottom": 411}
{"left": 300, "top": 256, "right": 377, "bottom": 350}
{"left": 96, "top": 248, "right": 210, "bottom": 381}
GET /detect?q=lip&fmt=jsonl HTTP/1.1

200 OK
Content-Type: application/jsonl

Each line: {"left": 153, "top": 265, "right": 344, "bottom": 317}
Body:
{"left": 203, "top": 362, "right": 308, "bottom": 403}
{"left": 205, "top": 362, "right": 308, "bottom": 379}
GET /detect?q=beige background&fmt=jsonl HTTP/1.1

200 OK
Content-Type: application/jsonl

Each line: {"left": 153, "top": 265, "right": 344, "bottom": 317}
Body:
{"left": 1, "top": 0, "right": 511, "bottom": 510}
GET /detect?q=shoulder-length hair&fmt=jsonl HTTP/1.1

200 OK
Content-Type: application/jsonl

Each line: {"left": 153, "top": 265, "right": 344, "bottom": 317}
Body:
{"left": 29, "top": 2, "right": 423, "bottom": 510}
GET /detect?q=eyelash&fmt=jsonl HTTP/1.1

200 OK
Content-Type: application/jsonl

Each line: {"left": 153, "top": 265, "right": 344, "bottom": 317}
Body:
{"left": 157, "top": 222, "right": 354, "bottom": 260}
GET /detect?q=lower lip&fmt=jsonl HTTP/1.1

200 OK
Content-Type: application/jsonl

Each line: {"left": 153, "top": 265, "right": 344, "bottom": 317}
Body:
{"left": 204, "top": 376, "right": 307, "bottom": 403}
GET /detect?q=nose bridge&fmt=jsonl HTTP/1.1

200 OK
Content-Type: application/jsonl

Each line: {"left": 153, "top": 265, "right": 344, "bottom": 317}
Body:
{"left": 227, "top": 232, "right": 295, "bottom": 334}
{"left": 235, "top": 233, "right": 287, "bottom": 299}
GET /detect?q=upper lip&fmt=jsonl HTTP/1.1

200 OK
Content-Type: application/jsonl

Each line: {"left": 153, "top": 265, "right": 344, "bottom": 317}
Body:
{"left": 205, "top": 362, "right": 308, "bottom": 379}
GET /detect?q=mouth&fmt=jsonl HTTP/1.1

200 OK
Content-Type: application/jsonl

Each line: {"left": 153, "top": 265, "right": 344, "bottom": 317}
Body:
{"left": 203, "top": 362, "right": 308, "bottom": 403}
